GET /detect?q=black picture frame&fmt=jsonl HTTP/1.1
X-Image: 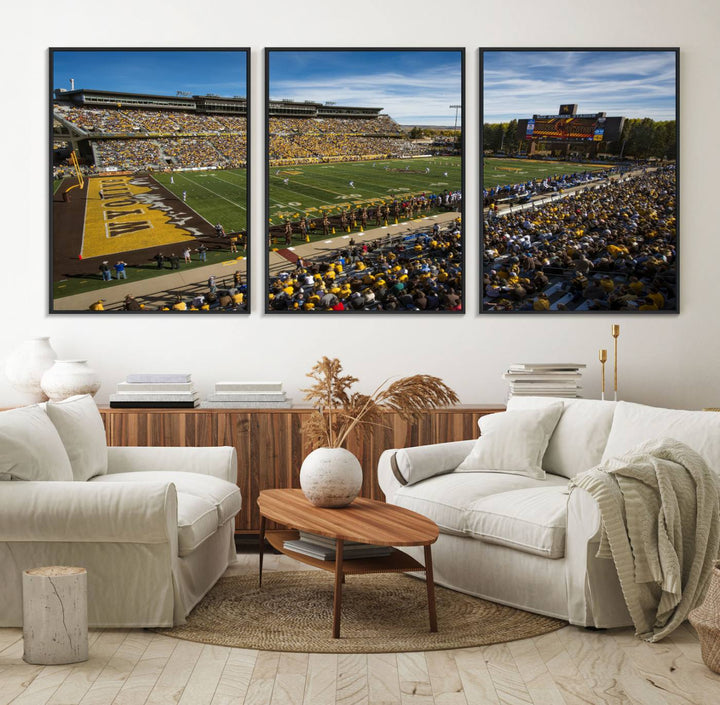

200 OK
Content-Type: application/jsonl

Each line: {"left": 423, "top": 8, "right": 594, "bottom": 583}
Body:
{"left": 265, "top": 47, "right": 465, "bottom": 314}
{"left": 480, "top": 48, "right": 679, "bottom": 314}
{"left": 50, "top": 47, "right": 251, "bottom": 314}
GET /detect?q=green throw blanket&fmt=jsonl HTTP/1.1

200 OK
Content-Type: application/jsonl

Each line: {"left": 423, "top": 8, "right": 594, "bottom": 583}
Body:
{"left": 570, "top": 438, "right": 720, "bottom": 641}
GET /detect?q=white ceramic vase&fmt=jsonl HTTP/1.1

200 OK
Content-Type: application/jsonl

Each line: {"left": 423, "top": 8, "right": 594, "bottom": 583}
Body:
{"left": 40, "top": 360, "right": 101, "bottom": 402}
{"left": 299, "top": 447, "right": 363, "bottom": 508}
{"left": 4, "top": 337, "right": 58, "bottom": 402}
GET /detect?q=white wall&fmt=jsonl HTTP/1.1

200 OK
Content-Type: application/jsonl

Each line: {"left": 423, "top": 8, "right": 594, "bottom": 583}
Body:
{"left": 1, "top": 0, "right": 718, "bottom": 410}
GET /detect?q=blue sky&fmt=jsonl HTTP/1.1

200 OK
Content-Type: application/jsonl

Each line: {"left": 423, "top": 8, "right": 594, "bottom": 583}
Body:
{"left": 52, "top": 50, "right": 247, "bottom": 98}
{"left": 269, "top": 50, "right": 463, "bottom": 126}
{"left": 483, "top": 50, "right": 676, "bottom": 123}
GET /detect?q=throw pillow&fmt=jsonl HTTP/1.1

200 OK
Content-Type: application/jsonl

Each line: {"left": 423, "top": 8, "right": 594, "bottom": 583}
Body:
{"left": 45, "top": 394, "right": 108, "bottom": 481}
{"left": 0, "top": 405, "right": 73, "bottom": 481}
{"left": 456, "top": 404, "right": 564, "bottom": 479}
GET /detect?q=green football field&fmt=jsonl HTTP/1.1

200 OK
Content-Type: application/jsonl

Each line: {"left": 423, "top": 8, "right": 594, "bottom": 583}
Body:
{"left": 268, "top": 157, "right": 461, "bottom": 226}
{"left": 483, "top": 157, "right": 607, "bottom": 190}
{"left": 154, "top": 168, "right": 248, "bottom": 232}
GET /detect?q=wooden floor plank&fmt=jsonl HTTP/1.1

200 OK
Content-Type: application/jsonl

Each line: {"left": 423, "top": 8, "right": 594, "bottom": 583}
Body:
{"left": 397, "top": 652, "right": 433, "bottom": 704}
{"left": 336, "top": 654, "right": 369, "bottom": 705}
{"left": 111, "top": 634, "right": 178, "bottom": 705}
{"left": 366, "top": 653, "right": 400, "bottom": 705}
{"left": 210, "top": 647, "right": 257, "bottom": 705}
{"left": 76, "top": 631, "right": 153, "bottom": 705}
{"left": 177, "top": 644, "right": 231, "bottom": 705}
{"left": 270, "top": 652, "right": 309, "bottom": 705}
{"left": 452, "top": 647, "right": 501, "bottom": 705}
{"left": 507, "top": 637, "right": 567, "bottom": 705}
{"left": 145, "top": 639, "right": 204, "bottom": 705}
{"left": 46, "top": 630, "right": 126, "bottom": 705}
{"left": 482, "top": 643, "right": 533, "bottom": 705}
{"left": 244, "top": 651, "right": 280, "bottom": 705}
{"left": 425, "top": 650, "right": 467, "bottom": 705}
{"left": 303, "top": 654, "right": 337, "bottom": 705}
{"left": 613, "top": 629, "right": 720, "bottom": 705}
{"left": 532, "top": 631, "right": 604, "bottom": 705}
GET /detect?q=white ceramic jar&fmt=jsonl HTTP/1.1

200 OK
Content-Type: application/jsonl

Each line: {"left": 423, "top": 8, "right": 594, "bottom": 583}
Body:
{"left": 40, "top": 360, "right": 101, "bottom": 402}
{"left": 4, "top": 337, "right": 58, "bottom": 402}
{"left": 299, "top": 447, "right": 363, "bottom": 508}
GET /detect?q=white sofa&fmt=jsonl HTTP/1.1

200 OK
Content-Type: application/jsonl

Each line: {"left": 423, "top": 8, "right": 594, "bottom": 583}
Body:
{"left": 0, "top": 395, "right": 241, "bottom": 628}
{"left": 378, "top": 397, "right": 720, "bottom": 628}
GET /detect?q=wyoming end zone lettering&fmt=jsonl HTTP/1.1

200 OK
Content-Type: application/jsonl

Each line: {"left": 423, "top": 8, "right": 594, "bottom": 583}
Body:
{"left": 80, "top": 175, "right": 199, "bottom": 259}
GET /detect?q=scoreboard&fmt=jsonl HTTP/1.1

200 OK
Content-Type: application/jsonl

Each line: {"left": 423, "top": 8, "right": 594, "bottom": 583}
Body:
{"left": 519, "top": 111, "right": 624, "bottom": 143}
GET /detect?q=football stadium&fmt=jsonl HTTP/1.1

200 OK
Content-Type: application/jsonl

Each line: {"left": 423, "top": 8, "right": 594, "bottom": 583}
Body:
{"left": 265, "top": 96, "right": 463, "bottom": 312}
{"left": 482, "top": 50, "right": 678, "bottom": 313}
{"left": 52, "top": 79, "right": 249, "bottom": 313}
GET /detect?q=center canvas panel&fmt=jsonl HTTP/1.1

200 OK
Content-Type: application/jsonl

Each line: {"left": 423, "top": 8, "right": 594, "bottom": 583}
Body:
{"left": 265, "top": 48, "right": 464, "bottom": 313}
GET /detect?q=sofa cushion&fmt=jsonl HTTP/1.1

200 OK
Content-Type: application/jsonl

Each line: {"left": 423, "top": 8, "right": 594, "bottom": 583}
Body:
{"left": 176, "top": 492, "right": 219, "bottom": 556}
{"left": 508, "top": 396, "right": 616, "bottom": 478}
{"left": 392, "top": 440, "right": 476, "bottom": 486}
{"left": 393, "top": 471, "right": 568, "bottom": 536}
{"left": 45, "top": 395, "right": 108, "bottom": 481}
{"left": 466, "top": 486, "right": 570, "bottom": 558}
{"left": 601, "top": 402, "right": 720, "bottom": 476}
{"left": 456, "top": 404, "right": 563, "bottom": 479}
{"left": 91, "top": 470, "right": 241, "bottom": 525}
{"left": 0, "top": 405, "right": 73, "bottom": 481}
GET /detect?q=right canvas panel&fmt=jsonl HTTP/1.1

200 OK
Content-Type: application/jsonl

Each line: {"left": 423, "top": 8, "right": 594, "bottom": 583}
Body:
{"left": 481, "top": 49, "right": 678, "bottom": 313}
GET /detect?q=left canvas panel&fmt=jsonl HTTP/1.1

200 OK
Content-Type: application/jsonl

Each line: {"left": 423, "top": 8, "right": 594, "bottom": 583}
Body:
{"left": 50, "top": 48, "right": 250, "bottom": 313}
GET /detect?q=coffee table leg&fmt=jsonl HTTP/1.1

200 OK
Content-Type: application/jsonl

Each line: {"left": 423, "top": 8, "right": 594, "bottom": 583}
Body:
{"left": 258, "top": 515, "right": 266, "bottom": 588}
{"left": 424, "top": 544, "right": 438, "bottom": 633}
{"left": 332, "top": 539, "right": 344, "bottom": 638}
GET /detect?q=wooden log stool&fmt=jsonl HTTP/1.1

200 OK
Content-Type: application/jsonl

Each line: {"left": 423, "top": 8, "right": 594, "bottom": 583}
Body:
{"left": 22, "top": 566, "right": 88, "bottom": 665}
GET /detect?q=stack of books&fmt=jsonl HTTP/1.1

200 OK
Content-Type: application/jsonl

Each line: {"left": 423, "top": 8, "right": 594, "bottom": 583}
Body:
{"left": 200, "top": 381, "right": 292, "bottom": 408}
{"left": 283, "top": 531, "right": 393, "bottom": 561}
{"left": 503, "top": 363, "right": 585, "bottom": 399}
{"left": 109, "top": 373, "right": 199, "bottom": 408}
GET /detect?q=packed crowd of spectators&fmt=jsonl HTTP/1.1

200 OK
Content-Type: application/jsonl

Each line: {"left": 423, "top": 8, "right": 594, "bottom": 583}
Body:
{"left": 54, "top": 104, "right": 247, "bottom": 171}
{"left": 483, "top": 166, "right": 677, "bottom": 311}
{"left": 268, "top": 221, "right": 463, "bottom": 311}
{"left": 268, "top": 115, "right": 427, "bottom": 163}
{"left": 482, "top": 168, "right": 622, "bottom": 208}
{"left": 55, "top": 104, "right": 247, "bottom": 136}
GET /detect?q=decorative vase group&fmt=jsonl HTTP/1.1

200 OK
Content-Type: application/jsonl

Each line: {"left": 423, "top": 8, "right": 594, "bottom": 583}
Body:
{"left": 5, "top": 337, "right": 100, "bottom": 403}
{"left": 40, "top": 360, "right": 101, "bottom": 402}
{"left": 299, "top": 447, "right": 363, "bottom": 508}
{"left": 4, "top": 337, "right": 58, "bottom": 402}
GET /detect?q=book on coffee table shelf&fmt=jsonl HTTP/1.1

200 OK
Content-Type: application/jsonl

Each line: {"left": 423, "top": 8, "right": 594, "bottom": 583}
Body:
{"left": 283, "top": 531, "right": 393, "bottom": 561}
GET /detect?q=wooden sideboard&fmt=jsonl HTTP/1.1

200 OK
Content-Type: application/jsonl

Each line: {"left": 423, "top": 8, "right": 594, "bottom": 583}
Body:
{"left": 99, "top": 405, "right": 504, "bottom": 533}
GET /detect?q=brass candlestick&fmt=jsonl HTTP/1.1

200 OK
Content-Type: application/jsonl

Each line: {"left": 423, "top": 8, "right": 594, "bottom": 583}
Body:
{"left": 611, "top": 324, "right": 620, "bottom": 401}
{"left": 599, "top": 349, "right": 607, "bottom": 401}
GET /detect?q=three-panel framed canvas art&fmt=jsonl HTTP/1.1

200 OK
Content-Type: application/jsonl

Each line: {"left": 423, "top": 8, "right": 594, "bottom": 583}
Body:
{"left": 50, "top": 47, "right": 678, "bottom": 314}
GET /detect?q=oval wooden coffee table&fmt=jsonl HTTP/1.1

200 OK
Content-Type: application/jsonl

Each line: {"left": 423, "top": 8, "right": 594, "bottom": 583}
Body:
{"left": 257, "top": 488, "right": 439, "bottom": 639}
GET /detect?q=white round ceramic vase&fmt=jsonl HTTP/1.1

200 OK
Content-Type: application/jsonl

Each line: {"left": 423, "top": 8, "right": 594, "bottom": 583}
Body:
{"left": 40, "top": 360, "right": 101, "bottom": 402}
{"left": 299, "top": 447, "right": 363, "bottom": 508}
{"left": 4, "top": 337, "right": 58, "bottom": 402}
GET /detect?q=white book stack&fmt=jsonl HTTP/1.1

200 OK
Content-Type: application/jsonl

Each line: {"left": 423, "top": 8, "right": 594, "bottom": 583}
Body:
{"left": 502, "top": 363, "right": 586, "bottom": 400}
{"left": 109, "top": 373, "right": 199, "bottom": 408}
{"left": 200, "top": 381, "right": 292, "bottom": 408}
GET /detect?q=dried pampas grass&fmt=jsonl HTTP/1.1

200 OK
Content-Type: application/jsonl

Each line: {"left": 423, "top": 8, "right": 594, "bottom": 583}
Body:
{"left": 302, "top": 357, "right": 459, "bottom": 450}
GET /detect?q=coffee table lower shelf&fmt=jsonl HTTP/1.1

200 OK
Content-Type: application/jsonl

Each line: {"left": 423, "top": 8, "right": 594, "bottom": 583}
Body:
{"left": 265, "top": 529, "right": 425, "bottom": 574}
{"left": 260, "top": 529, "right": 437, "bottom": 638}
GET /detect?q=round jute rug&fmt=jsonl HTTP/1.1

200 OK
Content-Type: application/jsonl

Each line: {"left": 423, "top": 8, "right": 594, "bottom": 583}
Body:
{"left": 155, "top": 571, "right": 566, "bottom": 653}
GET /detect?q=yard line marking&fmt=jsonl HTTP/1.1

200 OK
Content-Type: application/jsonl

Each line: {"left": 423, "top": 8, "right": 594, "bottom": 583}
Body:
{"left": 176, "top": 172, "right": 247, "bottom": 211}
